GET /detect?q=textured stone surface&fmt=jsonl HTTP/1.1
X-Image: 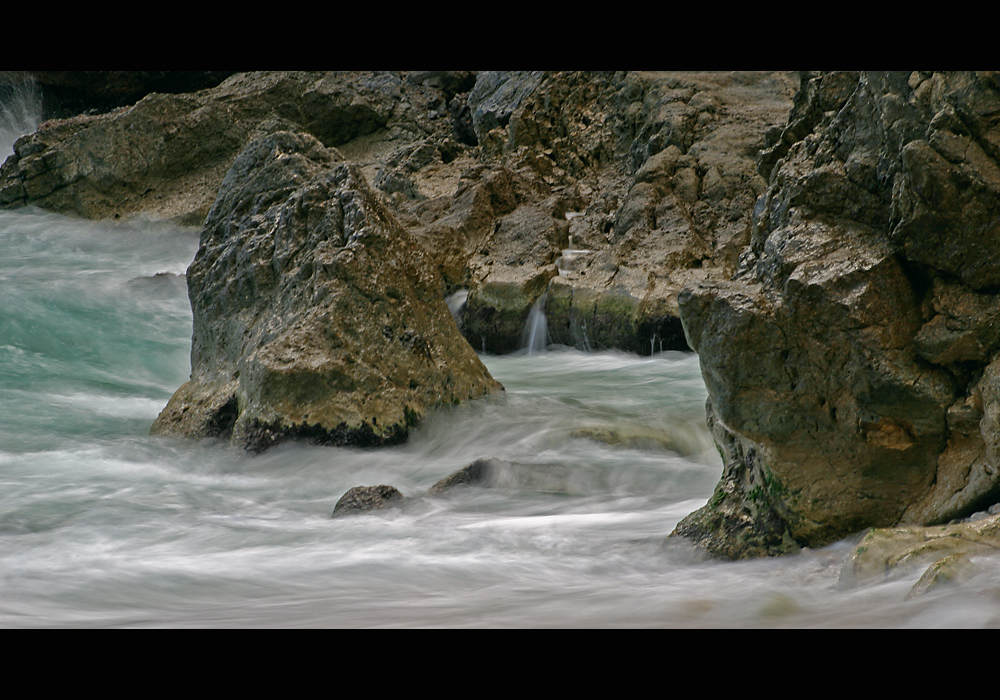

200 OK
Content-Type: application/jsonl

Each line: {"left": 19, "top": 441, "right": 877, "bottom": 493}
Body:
{"left": 333, "top": 485, "right": 404, "bottom": 515}
{"left": 840, "top": 514, "right": 1000, "bottom": 599}
{"left": 0, "top": 72, "right": 433, "bottom": 225}
{"left": 151, "top": 131, "right": 501, "bottom": 451}
{"left": 673, "top": 71, "right": 1000, "bottom": 558}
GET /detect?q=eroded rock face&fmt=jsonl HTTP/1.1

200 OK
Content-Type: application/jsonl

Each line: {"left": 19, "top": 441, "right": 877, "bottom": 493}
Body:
{"left": 673, "top": 71, "right": 1000, "bottom": 558}
{"left": 151, "top": 131, "right": 502, "bottom": 451}
{"left": 387, "top": 71, "right": 799, "bottom": 354}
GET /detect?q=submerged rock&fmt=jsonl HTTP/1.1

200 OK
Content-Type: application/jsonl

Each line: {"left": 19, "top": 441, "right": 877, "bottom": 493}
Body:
{"left": 429, "top": 458, "right": 510, "bottom": 494}
{"left": 840, "top": 514, "right": 1000, "bottom": 598}
{"left": 333, "top": 485, "right": 404, "bottom": 515}
{"left": 672, "top": 71, "right": 1000, "bottom": 558}
{"left": 151, "top": 130, "right": 502, "bottom": 451}
{"left": 428, "top": 458, "right": 578, "bottom": 495}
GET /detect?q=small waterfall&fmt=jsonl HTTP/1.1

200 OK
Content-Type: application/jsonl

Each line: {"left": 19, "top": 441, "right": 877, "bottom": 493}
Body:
{"left": 445, "top": 289, "right": 468, "bottom": 323}
{"left": 520, "top": 293, "right": 548, "bottom": 354}
{"left": 0, "top": 78, "right": 42, "bottom": 161}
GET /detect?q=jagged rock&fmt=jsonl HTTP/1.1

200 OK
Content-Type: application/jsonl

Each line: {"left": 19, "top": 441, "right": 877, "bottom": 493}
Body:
{"left": 151, "top": 130, "right": 502, "bottom": 451}
{"left": 333, "top": 485, "right": 404, "bottom": 515}
{"left": 4, "top": 70, "right": 798, "bottom": 358}
{"left": 468, "top": 72, "right": 546, "bottom": 144}
{"left": 389, "top": 71, "right": 798, "bottom": 354}
{"left": 673, "top": 71, "right": 1000, "bottom": 558}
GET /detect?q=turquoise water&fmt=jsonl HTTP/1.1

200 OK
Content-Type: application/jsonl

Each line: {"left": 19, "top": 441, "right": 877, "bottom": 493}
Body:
{"left": 1, "top": 207, "right": 999, "bottom": 627}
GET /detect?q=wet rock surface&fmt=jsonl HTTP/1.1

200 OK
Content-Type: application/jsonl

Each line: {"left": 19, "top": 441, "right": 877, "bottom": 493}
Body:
{"left": 672, "top": 71, "right": 1000, "bottom": 558}
{"left": 150, "top": 130, "right": 501, "bottom": 451}
{"left": 841, "top": 513, "right": 1000, "bottom": 599}
{"left": 333, "top": 485, "right": 404, "bottom": 515}
{"left": 429, "top": 458, "right": 511, "bottom": 494}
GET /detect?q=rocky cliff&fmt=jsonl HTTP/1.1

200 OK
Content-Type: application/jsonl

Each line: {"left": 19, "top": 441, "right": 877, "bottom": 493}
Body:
{"left": 673, "top": 71, "right": 1000, "bottom": 557}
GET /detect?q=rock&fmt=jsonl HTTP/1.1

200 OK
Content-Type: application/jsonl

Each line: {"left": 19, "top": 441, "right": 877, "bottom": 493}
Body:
{"left": 429, "top": 458, "right": 509, "bottom": 494}
{"left": 389, "top": 71, "right": 798, "bottom": 354}
{"left": 0, "top": 71, "right": 440, "bottom": 225}
{"left": 839, "top": 515, "right": 999, "bottom": 598}
{"left": 428, "top": 458, "right": 574, "bottom": 495}
{"left": 905, "top": 553, "right": 980, "bottom": 599}
{"left": 150, "top": 130, "right": 502, "bottom": 452}
{"left": 333, "top": 485, "right": 404, "bottom": 515}
{"left": 468, "top": 72, "right": 546, "bottom": 144}
{"left": 4, "top": 70, "right": 798, "bottom": 358}
{"left": 672, "top": 71, "right": 1000, "bottom": 558}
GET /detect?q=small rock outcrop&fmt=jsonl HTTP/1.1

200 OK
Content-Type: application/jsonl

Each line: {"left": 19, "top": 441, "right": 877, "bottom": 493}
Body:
{"left": 151, "top": 130, "right": 502, "bottom": 451}
{"left": 673, "top": 71, "right": 1000, "bottom": 558}
{"left": 841, "top": 513, "right": 1000, "bottom": 599}
{"left": 333, "top": 485, "right": 404, "bottom": 515}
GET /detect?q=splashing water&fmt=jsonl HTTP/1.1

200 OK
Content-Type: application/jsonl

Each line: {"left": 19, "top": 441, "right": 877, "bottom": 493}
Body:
{"left": 0, "top": 78, "right": 42, "bottom": 161}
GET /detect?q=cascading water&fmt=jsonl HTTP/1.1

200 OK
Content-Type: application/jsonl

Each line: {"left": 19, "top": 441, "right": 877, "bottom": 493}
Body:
{"left": 445, "top": 289, "right": 469, "bottom": 323}
{"left": 520, "top": 292, "right": 549, "bottom": 354}
{"left": 0, "top": 78, "right": 42, "bottom": 161}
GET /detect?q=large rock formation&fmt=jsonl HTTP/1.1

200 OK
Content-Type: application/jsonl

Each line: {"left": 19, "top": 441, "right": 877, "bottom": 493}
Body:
{"left": 385, "top": 71, "right": 798, "bottom": 354}
{"left": 673, "top": 72, "right": 1000, "bottom": 558}
{"left": 150, "top": 130, "right": 501, "bottom": 451}
{"left": 0, "top": 70, "right": 798, "bottom": 355}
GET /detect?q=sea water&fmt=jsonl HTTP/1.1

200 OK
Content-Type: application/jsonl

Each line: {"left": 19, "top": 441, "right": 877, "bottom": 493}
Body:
{"left": 2, "top": 208, "right": 1000, "bottom": 627}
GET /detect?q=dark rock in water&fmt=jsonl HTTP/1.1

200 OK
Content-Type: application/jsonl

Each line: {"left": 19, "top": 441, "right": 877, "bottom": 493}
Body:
{"left": 428, "top": 458, "right": 577, "bottom": 495}
{"left": 672, "top": 71, "right": 1000, "bottom": 558}
{"left": 333, "top": 485, "right": 403, "bottom": 515}
{"left": 125, "top": 271, "right": 186, "bottom": 291}
{"left": 150, "top": 130, "right": 502, "bottom": 451}
{"left": 429, "top": 458, "right": 509, "bottom": 494}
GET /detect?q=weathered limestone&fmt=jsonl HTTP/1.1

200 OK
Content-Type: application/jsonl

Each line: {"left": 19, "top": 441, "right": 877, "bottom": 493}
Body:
{"left": 387, "top": 71, "right": 799, "bottom": 353}
{"left": 151, "top": 131, "right": 501, "bottom": 451}
{"left": 673, "top": 71, "right": 1000, "bottom": 558}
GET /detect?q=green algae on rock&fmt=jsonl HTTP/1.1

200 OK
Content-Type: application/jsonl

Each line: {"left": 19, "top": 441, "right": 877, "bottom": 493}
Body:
{"left": 151, "top": 131, "right": 502, "bottom": 451}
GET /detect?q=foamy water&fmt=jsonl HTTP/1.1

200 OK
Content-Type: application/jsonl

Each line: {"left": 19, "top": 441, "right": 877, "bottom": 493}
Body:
{"left": 1, "top": 207, "right": 999, "bottom": 627}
